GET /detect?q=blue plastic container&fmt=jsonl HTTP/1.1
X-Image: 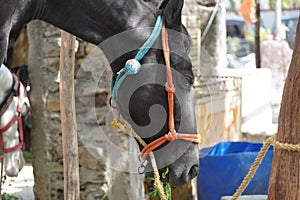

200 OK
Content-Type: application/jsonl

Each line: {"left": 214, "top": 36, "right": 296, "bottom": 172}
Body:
{"left": 198, "top": 142, "right": 274, "bottom": 200}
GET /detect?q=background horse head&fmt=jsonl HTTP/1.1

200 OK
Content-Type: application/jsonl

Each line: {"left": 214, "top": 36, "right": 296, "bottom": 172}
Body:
{"left": 0, "top": 0, "right": 198, "bottom": 186}
{"left": 0, "top": 64, "right": 30, "bottom": 176}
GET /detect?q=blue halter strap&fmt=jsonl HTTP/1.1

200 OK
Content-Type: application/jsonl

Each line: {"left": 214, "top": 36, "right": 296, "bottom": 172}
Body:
{"left": 111, "top": 15, "right": 163, "bottom": 100}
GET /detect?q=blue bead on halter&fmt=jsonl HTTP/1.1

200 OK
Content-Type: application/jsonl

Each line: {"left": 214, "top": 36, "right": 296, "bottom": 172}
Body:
{"left": 111, "top": 15, "right": 163, "bottom": 100}
{"left": 124, "top": 59, "right": 141, "bottom": 75}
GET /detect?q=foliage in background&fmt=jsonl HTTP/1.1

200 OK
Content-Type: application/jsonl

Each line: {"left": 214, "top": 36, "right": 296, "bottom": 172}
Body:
{"left": 22, "top": 151, "right": 32, "bottom": 163}
{"left": 270, "top": 0, "right": 300, "bottom": 9}
{"left": 1, "top": 193, "right": 18, "bottom": 200}
{"left": 227, "top": 37, "right": 254, "bottom": 57}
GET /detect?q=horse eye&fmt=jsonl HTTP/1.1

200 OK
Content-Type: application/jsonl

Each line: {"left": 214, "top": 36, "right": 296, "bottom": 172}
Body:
{"left": 186, "top": 81, "right": 193, "bottom": 88}
{"left": 180, "top": 77, "right": 193, "bottom": 89}
{"left": 185, "top": 75, "right": 194, "bottom": 86}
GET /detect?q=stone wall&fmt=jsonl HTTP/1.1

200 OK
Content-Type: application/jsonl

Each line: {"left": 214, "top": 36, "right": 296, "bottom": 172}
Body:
{"left": 28, "top": 21, "right": 143, "bottom": 200}
{"left": 183, "top": 0, "right": 227, "bottom": 76}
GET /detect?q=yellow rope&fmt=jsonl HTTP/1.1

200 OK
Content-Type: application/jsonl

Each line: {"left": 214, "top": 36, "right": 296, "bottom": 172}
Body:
{"left": 232, "top": 134, "right": 300, "bottom": 200}
{"left": 111, "top": 118, "right": 167, "bottom": 200}
{"left": 273, "top": 139, "right": 300, "bottom": 151}
{"left": 113, "top": 118, "right": 300, "bottom": 200}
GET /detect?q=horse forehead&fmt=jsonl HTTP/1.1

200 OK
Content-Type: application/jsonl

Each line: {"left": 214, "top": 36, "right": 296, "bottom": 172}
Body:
{"left": 138, "top": 0, "right": 164, "bottom": 8}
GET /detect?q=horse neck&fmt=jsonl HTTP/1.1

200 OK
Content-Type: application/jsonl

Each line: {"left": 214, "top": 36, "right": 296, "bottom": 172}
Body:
{"left": 0, "top": 65, "right": 13, "bottom": 101}
{"left": 38, "top": 0, "right": 157, "bottom": 45}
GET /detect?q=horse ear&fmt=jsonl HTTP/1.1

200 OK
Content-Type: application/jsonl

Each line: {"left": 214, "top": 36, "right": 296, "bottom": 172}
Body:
{"left": 159, "top": 0, "right": 183, "bottom": 31}
{"left": 19, "top": 65, "right": 29, "bottom": 86}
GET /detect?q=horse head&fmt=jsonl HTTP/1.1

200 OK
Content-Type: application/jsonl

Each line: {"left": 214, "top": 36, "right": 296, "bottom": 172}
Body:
{"left": 109, "top": 0, "right": 199, "bottom": 186}
{"left": 0, "top": 64, "right": 29, "bottom": 177}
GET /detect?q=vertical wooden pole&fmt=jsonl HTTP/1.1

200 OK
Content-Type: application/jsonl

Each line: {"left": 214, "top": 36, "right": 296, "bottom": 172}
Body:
{"left": 255, "top": 0, "right": 261, "bottom": 68}
{"left": 275, "top": 0, "right": 282, "bottom": 37}
{"left": 268, "top": 15, "right": 300, "bottom": 199}
{"left": 59, "top": 30, "right": 80, "bottom": 200}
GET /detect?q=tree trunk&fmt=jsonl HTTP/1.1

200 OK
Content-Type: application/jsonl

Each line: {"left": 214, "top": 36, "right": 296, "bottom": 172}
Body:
{"left": 268, "top": 15, "right": 300, "bottom": 199}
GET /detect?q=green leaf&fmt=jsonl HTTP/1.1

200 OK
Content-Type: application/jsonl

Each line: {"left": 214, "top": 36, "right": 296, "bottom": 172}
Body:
{"left": 1, "top": 193, "right": 19, "bottom": 200}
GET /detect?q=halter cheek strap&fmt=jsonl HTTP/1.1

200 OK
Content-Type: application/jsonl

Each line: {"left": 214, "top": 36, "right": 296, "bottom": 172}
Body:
{"left": 0, "top": 116, "right": 24, "bottom": 153}
{"left": 110, "top": 15, "right": 164, "bottom": 100}
{"left": 140, "top": 24, "right": 201, "bottom": 160}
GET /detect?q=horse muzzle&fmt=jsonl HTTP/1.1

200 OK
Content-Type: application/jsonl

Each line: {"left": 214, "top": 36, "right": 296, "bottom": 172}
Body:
{"left": 145, "top": 141, "right": 199, "bottom": 187}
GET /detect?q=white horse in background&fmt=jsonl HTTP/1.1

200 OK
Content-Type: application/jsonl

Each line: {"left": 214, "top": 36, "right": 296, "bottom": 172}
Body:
{"left": 0, "top": 64, "right": 28, "bottom": 177}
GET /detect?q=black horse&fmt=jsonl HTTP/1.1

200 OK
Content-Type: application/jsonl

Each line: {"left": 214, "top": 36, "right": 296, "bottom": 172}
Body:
{"left": 0, "top": 0, "right": 199, "bottom": 186}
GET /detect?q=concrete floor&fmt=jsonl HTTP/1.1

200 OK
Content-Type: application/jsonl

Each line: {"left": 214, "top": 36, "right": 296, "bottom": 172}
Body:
{"left": 1, "top": 164, "right": 34, "bottom": 200}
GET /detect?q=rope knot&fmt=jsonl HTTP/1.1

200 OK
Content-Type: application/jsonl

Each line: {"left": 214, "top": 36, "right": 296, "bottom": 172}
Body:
{"left": 124, "top": 59, "right": 141, "bottom": 75}
{"left": 164, "top": 131, "right": 177, "bottom": 141}
{"left": 111, "top": 118, "right": 122, "bottom": 130}
{"left": 165, "top": 82, "right": 175, "bottom": 93}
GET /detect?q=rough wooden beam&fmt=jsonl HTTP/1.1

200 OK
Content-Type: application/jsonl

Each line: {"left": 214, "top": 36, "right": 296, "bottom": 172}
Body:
{"left": 59, "top": 30, "right": 80, "bottom": 200}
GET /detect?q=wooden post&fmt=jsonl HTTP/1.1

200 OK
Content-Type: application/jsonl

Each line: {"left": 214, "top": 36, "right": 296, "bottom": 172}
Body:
{"left": 268, "top": 15, "right": 300, "bottom": 199}
{"left": 255, "top": 0, "right": 261, "bottom": 68}
{"left": 274, "top": 0, "right": 282, "bottom": 37}
{"left": 59, "top": 30, "right": 80, "bottom": 199}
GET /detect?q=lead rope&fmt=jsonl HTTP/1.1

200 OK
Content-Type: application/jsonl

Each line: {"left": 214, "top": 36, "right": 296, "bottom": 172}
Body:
{"left": 232, "top": 134, "right": 300, "bottom": 199}
{"left": 111, "top": 119, "right": 167, "bottom": 200}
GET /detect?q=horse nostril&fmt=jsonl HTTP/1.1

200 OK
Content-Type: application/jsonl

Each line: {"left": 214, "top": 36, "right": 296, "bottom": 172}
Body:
{"left": 188, "top": 164, "right": 198, "bottom": 179}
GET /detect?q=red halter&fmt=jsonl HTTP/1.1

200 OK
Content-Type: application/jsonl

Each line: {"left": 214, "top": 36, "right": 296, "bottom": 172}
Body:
{"left": 140, "top": 24, "right": 201, "bottom": 160}
{"left": 0, "top": 73, "right": 24, "bottom": 153}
